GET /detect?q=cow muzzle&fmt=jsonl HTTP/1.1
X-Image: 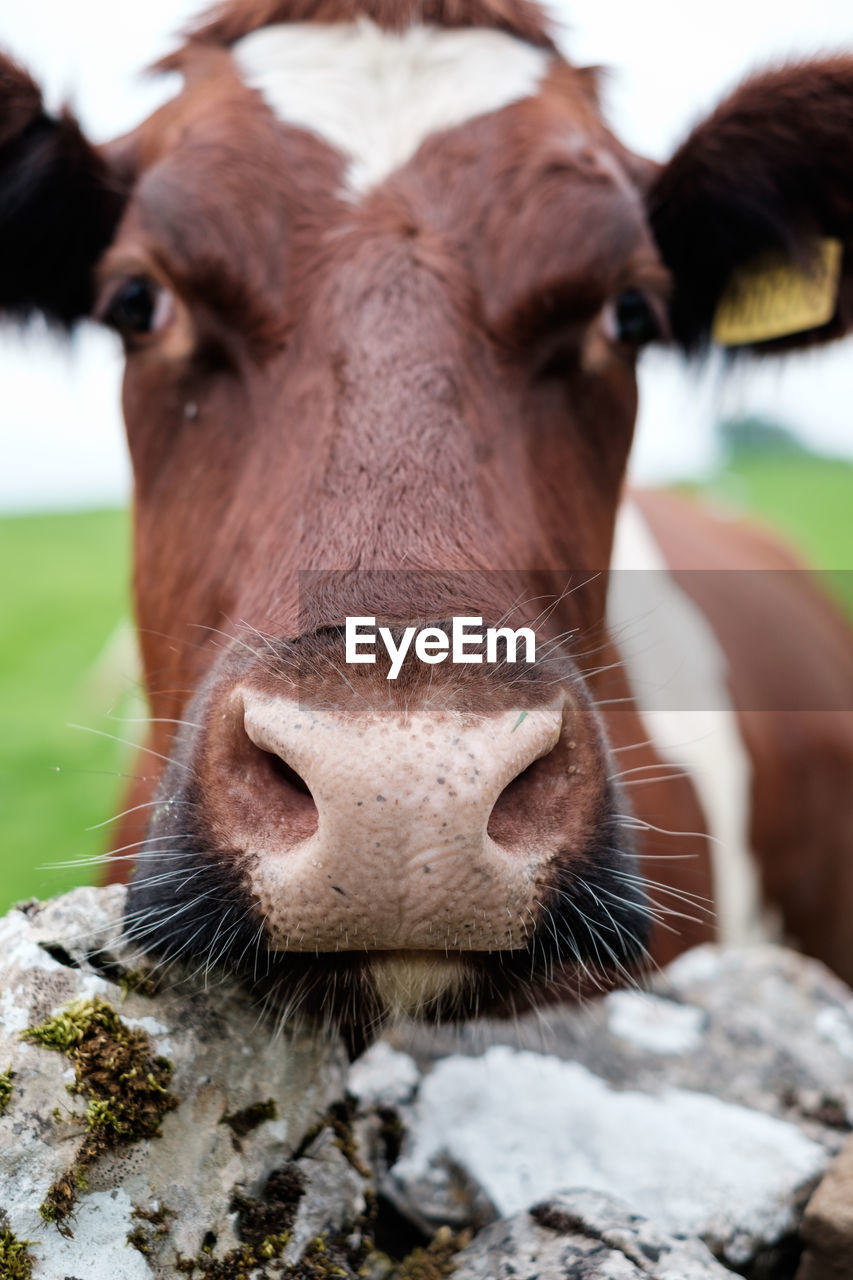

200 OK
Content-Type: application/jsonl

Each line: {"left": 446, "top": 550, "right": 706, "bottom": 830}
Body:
{"left": 214, "top": 688, "right": 587, "bottom": 952}
{"left": 126, "top": 631, "right": 648, "bottom": 1036}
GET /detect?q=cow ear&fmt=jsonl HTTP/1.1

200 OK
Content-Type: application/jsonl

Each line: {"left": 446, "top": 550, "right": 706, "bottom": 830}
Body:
{"left": 648, "top": 58, "right": 853, "bottom": 354}
{"left": 0, "top": 55, "right": 126, "bottom": 327}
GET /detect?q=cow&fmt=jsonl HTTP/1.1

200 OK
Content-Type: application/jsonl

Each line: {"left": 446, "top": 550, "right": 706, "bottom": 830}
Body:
{"left": 1, "top": 0, "right": 852, "bottom": 1053}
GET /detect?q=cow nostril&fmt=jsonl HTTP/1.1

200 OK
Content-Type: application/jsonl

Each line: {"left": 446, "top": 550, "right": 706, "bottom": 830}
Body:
{"left": 245, "top": 741, "right": 319, "bottom": 840}
{"left": 267, "top": 752, "right": 313, "bottom": 797}
{"left": 487, "top": 733, "right": 567, "bottom": 849}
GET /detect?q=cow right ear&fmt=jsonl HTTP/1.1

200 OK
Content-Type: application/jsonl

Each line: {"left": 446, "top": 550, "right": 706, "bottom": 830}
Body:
{"left": 647, "top": 57, "right": 853, "bottom": 356}
{"left": 0, "top": 54, "right": 127, "bottom": 327}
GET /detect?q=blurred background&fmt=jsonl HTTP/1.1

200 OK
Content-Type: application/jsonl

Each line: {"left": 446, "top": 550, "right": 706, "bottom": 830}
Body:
{"left": 1, "top": 0, "right": 852, "bottom": 914}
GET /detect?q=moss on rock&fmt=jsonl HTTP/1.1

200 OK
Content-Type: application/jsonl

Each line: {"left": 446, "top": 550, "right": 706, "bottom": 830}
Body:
{"left": 296, "top": 1096, "right": 371, "bottom": 1179}
{"left": 20, "top": 996, "right": 178, "bottom": 1226}
{"left": 127, "top": 1203, "right": 174, "bottom": 1258}
{"left": 0, "top": 1066, "right": 14, "bottom": 1117}
{"left": 221, "top": 1097, "right": 279, "bottom": 1140}
{"left": 394, "top": 1226, "right": 471, "bottom": 1280}
{"left": 175, "top": 1162, "right": 306, "bottom": 1278}
{"left": 0, "top": 1228, "right": 35, "bottom": 1279}
{"left": 175, "top": 1232, "right": 293, "bottom": 1278}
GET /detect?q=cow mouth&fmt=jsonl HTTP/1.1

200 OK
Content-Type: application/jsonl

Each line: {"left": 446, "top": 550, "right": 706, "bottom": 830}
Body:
{"left": 123, "top": 793, "right": 649, "bottom": 1052}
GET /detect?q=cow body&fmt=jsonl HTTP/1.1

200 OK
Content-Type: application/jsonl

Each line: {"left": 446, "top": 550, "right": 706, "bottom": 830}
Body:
{"left": 1, "top": 0, "right": 851, "bottom": 1046}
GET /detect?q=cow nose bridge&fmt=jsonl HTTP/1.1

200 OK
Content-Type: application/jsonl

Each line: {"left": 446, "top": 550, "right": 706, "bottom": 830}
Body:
{"left": 235, "top": 691, "right": 569, "bottom": 951}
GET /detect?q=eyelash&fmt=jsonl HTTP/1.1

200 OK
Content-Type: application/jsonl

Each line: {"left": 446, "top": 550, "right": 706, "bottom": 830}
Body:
{"left": 604, "top": 289, "right": 664, "bottom": 347}
{"left": 100, "top": 276, "right": 174, "bottom": 344}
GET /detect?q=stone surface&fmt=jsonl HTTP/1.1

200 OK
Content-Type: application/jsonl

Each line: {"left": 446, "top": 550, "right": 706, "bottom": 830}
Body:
{"left": 0, "top": 886, "right": 351, "bottom": 1279}
{"left": 797, "top": 1135, "right": 853, "bottom": 1280}
{"left": 382, "top": 1044, "right": 827, "bottom": 1268}
{"left": 280, "top": 1128, "right": 369, "bottom": 1267}
{"left": 4, "top": 891, "right": 853, "bottom": 1280}
{"left": 348, "top": 1041, "right": 420, "bottom": 1109}
{"left": 389, "top": 945, "right": 853, "bottom": 1143}
{"left": 452, "top": 1189, "right": 734, "bottom": 1279}
{"left": 374, "top": 945, "right": 853, "bottom": 1273}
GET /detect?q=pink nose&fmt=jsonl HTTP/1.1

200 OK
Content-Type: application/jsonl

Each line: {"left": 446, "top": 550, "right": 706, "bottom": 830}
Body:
{"left": 223, "top": 689, "right": 580, "bottom": 952}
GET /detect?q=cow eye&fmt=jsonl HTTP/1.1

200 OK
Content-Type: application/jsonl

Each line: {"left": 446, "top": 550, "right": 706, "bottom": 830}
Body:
{"left": 609, "top": 289, "right": 661, "bottom": 347}
{"left": 102, "top": 276, "right": 173, "bottom": 341}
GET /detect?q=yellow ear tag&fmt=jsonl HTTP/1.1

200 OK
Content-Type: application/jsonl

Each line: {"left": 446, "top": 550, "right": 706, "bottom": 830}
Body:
{"left": 712, "top": 236, "right": 842, "bottom": 347}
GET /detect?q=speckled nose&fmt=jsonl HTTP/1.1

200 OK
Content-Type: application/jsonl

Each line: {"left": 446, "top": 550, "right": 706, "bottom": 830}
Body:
{"left": 233, "top": 691, "right": 574, "bottom": 952}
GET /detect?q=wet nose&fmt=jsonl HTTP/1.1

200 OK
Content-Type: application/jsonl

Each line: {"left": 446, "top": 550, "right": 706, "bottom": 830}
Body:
{"left": 233, "top": 690, "right": 575, "bottom": 952}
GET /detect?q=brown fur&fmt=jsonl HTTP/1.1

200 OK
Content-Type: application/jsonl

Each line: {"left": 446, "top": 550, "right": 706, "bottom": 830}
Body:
{"left": 637, "top": 490, "right": 853, "bottom": 979}
{"left": 1, "top": 2, "right": 852, "bottom": 1032}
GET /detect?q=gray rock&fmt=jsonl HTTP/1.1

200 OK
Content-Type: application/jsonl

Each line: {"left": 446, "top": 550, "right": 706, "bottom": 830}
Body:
{"left": 386, "top": 1044, "right": 827, "bottom": 1268}
{"left": 5, "top": 892, "right": 852, "bottom": 1280}
{"left": 452, "top": 1189, "right": 734, "bottom": 1279}
{"left": 377, "top": 946, "right": 853, "bottom": 1272}
{"left": 391, "top": 945, "right": 853, "bottom": 1143}
{"left": 0, "top": 886, "right": 352, "bottom": 1279}
{"left": 281, "top": 1128, "right": 370, "bottom": 1267}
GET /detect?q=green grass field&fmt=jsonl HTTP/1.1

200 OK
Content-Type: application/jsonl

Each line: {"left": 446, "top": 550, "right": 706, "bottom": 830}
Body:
{"left": 1, "top": 453, "right": 852, "bottom": 917}
{"left": 681, "top": 451, "right": 853, "bottom": 618}
{"left": 683, "top": 451, "right": 853, "bottom": 566}
{"left": 0, "top": 508, "right": 133, "bottom": 913}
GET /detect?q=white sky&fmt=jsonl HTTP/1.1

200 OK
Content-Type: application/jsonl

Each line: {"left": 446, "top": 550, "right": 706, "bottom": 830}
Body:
{"left": 1, "top": 0, "right": 852, "bottom": 510}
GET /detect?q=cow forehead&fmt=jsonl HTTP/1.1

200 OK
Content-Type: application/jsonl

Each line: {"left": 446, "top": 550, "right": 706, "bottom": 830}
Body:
{"left": 232, "top": 20, "right": 553, "bottom": 194}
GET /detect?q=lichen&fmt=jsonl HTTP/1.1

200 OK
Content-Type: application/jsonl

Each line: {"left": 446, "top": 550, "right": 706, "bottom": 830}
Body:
{"left": 0, "top": 1228, "right": 35, "bottom": 1280}
{"left": 20, "top": 996, "right": 177, "bottom": 1226}
{"left": 0, "top": 1066, "right": 14, "bottom": 1116}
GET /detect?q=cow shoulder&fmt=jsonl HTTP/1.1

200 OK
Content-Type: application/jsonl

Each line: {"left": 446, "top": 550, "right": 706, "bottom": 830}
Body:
{"left": 634, "top": 488, "right": 853, "bottom": 983}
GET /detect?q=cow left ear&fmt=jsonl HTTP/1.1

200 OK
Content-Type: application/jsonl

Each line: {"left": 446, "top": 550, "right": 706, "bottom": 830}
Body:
{"left": 648, "top": 57, "right": 853, "bottom": 354}
{"left": 0, "top": 54, "right": 128, "bottom": 327}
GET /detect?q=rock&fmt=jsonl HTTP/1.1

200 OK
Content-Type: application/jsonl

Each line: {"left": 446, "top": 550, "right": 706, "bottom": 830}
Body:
{"left": 390, "top": 945, "right": 853, "bottom": 1142}
{"left": 0, "top": 886, "right": 356, "bottom": 1279}
{"left": 347, "top": 1042, "right": 420, "bottom": 1109}
{"left": 280, "top": 1128, "right": 370, "bottom": 1268}
{"left": 4, "top": 891, "right": 853, "bottom": 1280}
{"left": 797, "top": 1134, "right": 853, "bottom": 1280}
{"left": 452, "top": 1189, "right": 733, "bottom": 1279}
{"left": 378, "top": 946, "right": 853, "bottom": 1273}
{"left": 385, "top": 1044, "right": 827, "bottom": 1268}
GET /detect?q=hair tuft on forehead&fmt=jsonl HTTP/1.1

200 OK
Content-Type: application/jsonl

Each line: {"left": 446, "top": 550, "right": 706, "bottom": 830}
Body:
{"left": 162, "top": 0, "right": 557, "bottom": 67}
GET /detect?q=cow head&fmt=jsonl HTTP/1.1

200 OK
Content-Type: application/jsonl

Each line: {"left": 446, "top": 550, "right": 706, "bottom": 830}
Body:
{"left": 3, "top": 0, "right": 852, "bottom": 1045}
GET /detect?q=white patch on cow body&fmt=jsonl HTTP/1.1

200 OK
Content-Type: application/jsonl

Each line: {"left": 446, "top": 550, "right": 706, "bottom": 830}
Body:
{"left": 608, "top": 501, "right": 769, "bottom": 945}
{"left": 233, "top": 20, "right": 551, "bottom": 194}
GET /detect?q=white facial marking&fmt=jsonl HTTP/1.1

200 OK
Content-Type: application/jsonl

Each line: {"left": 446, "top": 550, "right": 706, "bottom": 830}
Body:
{"left": 609, "top": 501, "right": 771, "bottom": 945}
{"left": 233, "top": 20, "right": 551, "bottom": 195}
